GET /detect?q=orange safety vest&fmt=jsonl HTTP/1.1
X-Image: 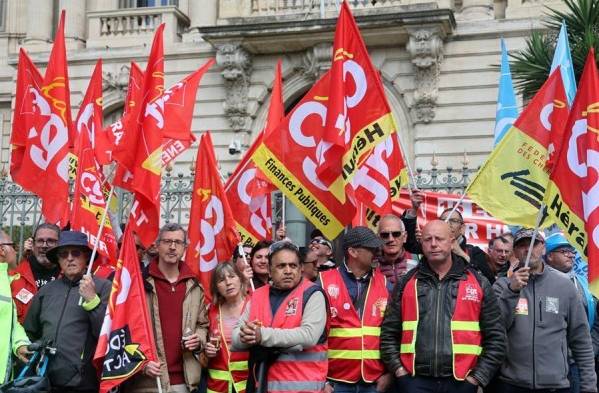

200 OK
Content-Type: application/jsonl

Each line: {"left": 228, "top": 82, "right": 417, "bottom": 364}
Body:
{"left": 206, "top": 303, "right": 249, "bottom": 393}
{"left": 248, "top": 278, "right": 327, "bottom": 393}
{"left": 400, "top": 270, "right": 483, "bottom": 380}
{"left": 320, "top": 268, "right": 388, "bottom": 383}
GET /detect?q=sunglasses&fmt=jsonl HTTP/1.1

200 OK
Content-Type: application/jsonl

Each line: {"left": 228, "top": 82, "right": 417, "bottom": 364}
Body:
{"left": 379, "top": 231, "right": 403, "bottom": 239}
{"left": 57, "top": 249, "right": 86, "bottom": 259}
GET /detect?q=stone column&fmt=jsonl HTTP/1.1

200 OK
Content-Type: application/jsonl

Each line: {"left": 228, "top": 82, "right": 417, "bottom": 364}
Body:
{"left": 183, "top": 0, "right": 217, "bottom": 42}
{"left": 59, "top": 0, "right": 87, "bottom": 49}
{"left": 23, "top": 0, "right": 53, "bottom": 49}
{"left": 461, "top": 0, "right": 494, "bottom": 19}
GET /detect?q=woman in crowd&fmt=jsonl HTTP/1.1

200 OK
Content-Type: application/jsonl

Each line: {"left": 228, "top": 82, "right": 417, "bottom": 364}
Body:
{"left": 204, "top": 262, "right": 249, "bottom": 393}
{"left": 248, "top": 240, "right": 271, "bottom": 289}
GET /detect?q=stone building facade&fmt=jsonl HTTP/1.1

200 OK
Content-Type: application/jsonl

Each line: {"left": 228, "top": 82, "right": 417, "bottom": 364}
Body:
{"left": 0, "top": 0, "right": 563, "bottom": 240}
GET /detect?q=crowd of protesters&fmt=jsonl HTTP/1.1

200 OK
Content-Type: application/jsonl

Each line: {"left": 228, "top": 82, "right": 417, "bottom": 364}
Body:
{"left": 0, "top": 190, "right": 598, "bottom": 393}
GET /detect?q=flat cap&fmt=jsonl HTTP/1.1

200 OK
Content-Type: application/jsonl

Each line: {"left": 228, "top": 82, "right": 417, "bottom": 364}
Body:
{"left": 343, "top": 226, "right": 383, "bottom": 251}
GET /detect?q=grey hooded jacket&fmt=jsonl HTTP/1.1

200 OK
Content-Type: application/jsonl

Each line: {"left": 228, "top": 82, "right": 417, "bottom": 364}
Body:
{"left": 493, "top": 264, "right": 597, "bottom": 392}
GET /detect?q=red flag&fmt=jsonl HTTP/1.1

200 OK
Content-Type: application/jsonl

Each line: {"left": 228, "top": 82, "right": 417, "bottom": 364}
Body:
{"left": 71, "top": 130, "right": 118, "bottom": 263}
{"left": 113, "top": 58, "right": 214, "bottom": 190}
{"left": 107, "top": 62, "right": 143, "bottom": 154}
{"left": 10, "top": 12, "right": 72, "bottom": 224}
{"left": 253, "top": 60, "right": 284, "bottom": 192}
{"left": 543, "top": 50, "right": 599, "bottom": 294}
{"left": 226, "top": 62, "right": 283, "bottom": 245}
{"left": 186, "top": 133, "right": 240, "bottom": 300}
{"left": 75, "top": 60, "right": 112, "bottom": 165}
{"left": 315, "top": 1, "right": 394, "bottom": 196}
{"left": 45, "top": 10, "right": 75, "bottom": 146}
{"left": 94, "top": 225, "right": 158, "bottom": 392}
{"left": 162, "top": 59, "right": 215, "bottom": 141}
{"left": 10, "top": 49, "right": 42, "bottom": 183}
{"left": 226, "top": 133, "right": 273, "bottom": 246}
{"left": 114, "top": 24, "right": 165, "bottom": 247}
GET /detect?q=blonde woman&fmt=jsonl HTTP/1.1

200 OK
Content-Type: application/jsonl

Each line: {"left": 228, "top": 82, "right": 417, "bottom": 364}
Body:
{"left": 205, "top": 262, "right": 249, "bottom": 393}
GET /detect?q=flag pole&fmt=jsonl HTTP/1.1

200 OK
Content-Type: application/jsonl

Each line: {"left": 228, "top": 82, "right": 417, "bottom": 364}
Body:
{"left": 524, "top": 202, "right": 546, "bottom": 268}
{"left": 239, "top": 243, "right": 255, "bottom": 291}
{"left": 156, "top": 377, "right": 163, "bottom": 393}
{"left": 84, "top": 187, "right": 115, "bottom": 276}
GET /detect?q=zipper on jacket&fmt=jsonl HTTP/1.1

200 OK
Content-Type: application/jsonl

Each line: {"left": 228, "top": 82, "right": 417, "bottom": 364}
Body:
{"left": 53, "top": 284, "right": 73, "bottom": 344}
{"left": 433, "top": 280, "right": 442, "bottom": 375}
{"left": 539, "top": 300, "right": 542, "bottom": 322}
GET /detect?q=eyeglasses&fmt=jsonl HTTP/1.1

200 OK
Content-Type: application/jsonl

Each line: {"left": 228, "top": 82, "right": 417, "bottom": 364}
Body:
{"left": 553, "top": 248, "right": 576, "bottom": 256}
{"left": 35, "top": 238, "right": 58, "bottom": 247}
{"left": 0, "top": 242, "right": 15, "bottom": 248}
{"left": 303, "top": 259, "right": 318, "bottom": 265}
{"left": 269, "top": 240, "right": 299, "bottom": 256}
{"left": 159, "top": 239, "right": 186, "bottom": 247}
{"left": 57, "top": 249, "right": 85, "bottom": 259}
{"left": 379, "top": 231, "right": 403, "bottom": 239}
{"left": 446, "top": 218, "right": 464, "bottom": 225}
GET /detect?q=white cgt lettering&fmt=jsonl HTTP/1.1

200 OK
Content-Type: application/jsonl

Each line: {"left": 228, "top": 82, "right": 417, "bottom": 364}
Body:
{"left": 27, "top": 87, "right": 69, "bottom": 181}
{"left": 288, "top": 60, "right": 368, "bottom": 190}
{"left": 198, "top": 196, "right": 224, "bottom": 272}
{"left": 566, "top": 118, "right": 599, "bottom": 248}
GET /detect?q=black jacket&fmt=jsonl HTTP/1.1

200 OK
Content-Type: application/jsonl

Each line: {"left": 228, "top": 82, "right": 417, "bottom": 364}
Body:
{"left": 402, "top": 214, "right": 496, "bottom": 284}
{"left": 24, "top": 275, "right": 111, "bottom": 391}
{"left": 380, "top": 255, "right": 505, "bottom": 386}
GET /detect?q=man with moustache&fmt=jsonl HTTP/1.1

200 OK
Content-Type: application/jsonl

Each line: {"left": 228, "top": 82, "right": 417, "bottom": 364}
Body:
{"left": 493, "top": 229, "right": 596, "bottom": 392}
{"left": 375, "top": 214, "right": 418, "bottom": 285}
{"left": 10, "top": 223, "right": 61, "bottom": 323}
{"left": 487, "top": 236, "right": 512, "bottom": 279}
{"left": 233, "top": 241, "right": 328, "bottom": 393}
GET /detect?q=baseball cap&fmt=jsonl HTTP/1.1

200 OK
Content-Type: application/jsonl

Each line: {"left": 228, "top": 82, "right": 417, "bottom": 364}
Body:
{"left": 343, "top": 226, "right": 384, "bottom": 251}
{"left": 545, "top": 233, "right": 574, "bottom": 254}
{"left": 513, "top": 228, "right": 545, "bottom": 246}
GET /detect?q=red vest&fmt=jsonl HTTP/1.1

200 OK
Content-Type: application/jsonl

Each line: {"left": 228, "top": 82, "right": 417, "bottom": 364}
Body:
{"left": 400, "top": 271, "right": 483, "bottom": 380}
{"left": 10, "top": 259, "right": 37, "bottom": 324}
{"left": 320, "top": 268, "right": 388, "bottom": 383}
{"left": 248, "top": 279, "right": 327, "bottom": 393}
{"left": 207, "top": 303, "right": 249, "bottom": 393}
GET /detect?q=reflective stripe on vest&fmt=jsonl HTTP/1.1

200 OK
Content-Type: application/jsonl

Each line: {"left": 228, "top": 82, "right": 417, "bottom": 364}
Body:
{"left": 206, "top": 304, "right": 249, "bottom": 393}
{"left": 399, "top": 271, "right": 483, "bottom": 380}
{"left": 320, "top": 268, "right": 388, "bottom": 383}
{"left": 248, "top": 279, "right": 327, "bottom": 392}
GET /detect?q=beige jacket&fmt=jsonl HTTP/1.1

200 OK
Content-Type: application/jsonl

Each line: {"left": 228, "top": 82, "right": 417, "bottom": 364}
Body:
{"left": 122, "top": 270, "right": 209, "bottom": 392}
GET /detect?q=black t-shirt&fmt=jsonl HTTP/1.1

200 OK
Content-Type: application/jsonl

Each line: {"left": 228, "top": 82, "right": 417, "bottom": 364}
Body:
{"left": 28, "top": 255, "right": 59, "bottom": 289}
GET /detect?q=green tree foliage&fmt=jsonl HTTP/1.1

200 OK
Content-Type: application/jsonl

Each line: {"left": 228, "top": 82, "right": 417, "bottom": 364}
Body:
{"left": 511, "top": 0, "right": 599, "bottom": 99}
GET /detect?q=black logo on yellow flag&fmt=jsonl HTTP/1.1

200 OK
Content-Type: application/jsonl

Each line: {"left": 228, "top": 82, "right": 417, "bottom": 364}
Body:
{"left": 102, "top": 325, "right": 147, "bottom": 380}
{"left": 500, "top": 169, "right": 548, "bottom": 224}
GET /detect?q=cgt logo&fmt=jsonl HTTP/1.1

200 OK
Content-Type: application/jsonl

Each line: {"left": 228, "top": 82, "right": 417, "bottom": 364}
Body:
{"left": 289, "top": 59, "right": 367, "bottom": 192}
{"left": 196, "top": 195, "right": 224, "bottom": 273}
{"left": 566, "top": 116, "right": 599, "bottom": 249}
{"left": 81, "top": 170, "right": 105, "bottom": 206}
{"left": 237, "top": 168, "right": 271, "bottom": 238}
{"left": 27, "top": 87, "right": 69, "bottom": 181}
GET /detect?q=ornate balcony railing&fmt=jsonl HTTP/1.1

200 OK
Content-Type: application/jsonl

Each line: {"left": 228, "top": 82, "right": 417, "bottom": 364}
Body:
{"left": 87, "top": 6, "right": 190, "bottom": 48}
{"left": 250, "top": 0, "right": 404, "bottom": 16}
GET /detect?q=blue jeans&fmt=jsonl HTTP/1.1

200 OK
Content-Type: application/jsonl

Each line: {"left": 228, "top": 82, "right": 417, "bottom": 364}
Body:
{"left": 393, "top": 375, "right": 477, "bottom": 393}
{"left": 568, "top": 363, "right": 580, "bottom": 393}
{"left": 332, "top": 381, "right": 379, "bottom": 393}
